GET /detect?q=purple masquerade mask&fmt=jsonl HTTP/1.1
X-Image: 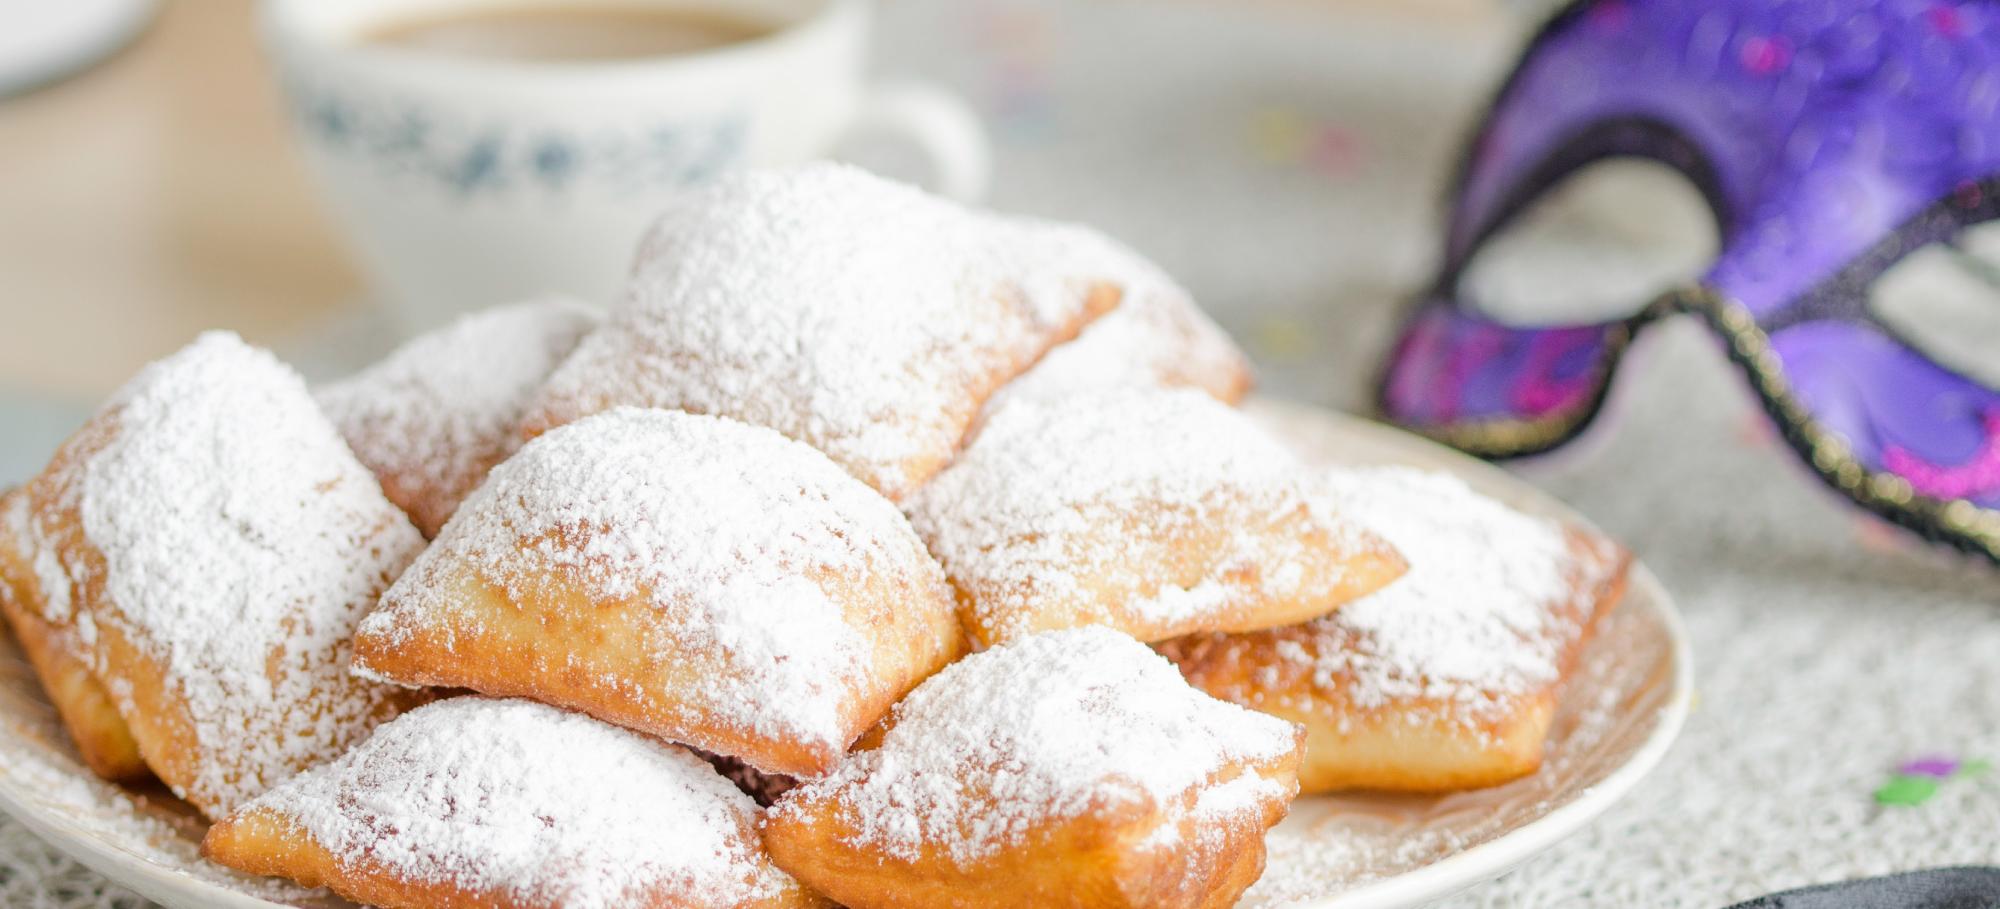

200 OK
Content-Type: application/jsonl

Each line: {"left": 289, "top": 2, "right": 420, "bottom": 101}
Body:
{"left": 1377, "top": 0, "right": 2000, "bottom": 563}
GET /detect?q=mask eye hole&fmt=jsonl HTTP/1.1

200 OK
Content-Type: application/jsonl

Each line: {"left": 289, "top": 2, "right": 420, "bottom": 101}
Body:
{"left": 1457, "top": 158, "right": 1716, "bottom": 327}
{"left": 1869, "top": 221, "right": 2000, "bottom": 389}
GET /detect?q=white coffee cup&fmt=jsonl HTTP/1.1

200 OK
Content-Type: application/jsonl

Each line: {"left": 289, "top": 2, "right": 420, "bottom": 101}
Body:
{"left": 260, "top": 0, "right": 989, "bottom": 329}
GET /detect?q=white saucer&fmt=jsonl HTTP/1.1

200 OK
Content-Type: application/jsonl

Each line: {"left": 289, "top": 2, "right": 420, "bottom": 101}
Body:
{"left": 0, "top": 0, "right": 157, "bottom": 98}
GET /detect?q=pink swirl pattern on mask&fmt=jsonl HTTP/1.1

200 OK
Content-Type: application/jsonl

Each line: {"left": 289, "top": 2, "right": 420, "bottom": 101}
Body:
{"left": 1509, "top": 329, "right": 1604, "bottom": 418}
{"left": 1883, "top": 408, "right": 2000, "bottom": 503}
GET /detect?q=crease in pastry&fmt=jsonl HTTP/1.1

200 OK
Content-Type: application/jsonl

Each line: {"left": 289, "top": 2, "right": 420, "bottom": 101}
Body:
{"left": 762, "top": 626, "right": 1303, "bottom": 909}
{"left": 24, "top": 331, "right": 429, "bottom": 817}
{"left": 1161, "top": 466, "right": 1631, "bottom": 793}
{"left": 0, "top": 487, "right": 148, "bottom": 782}
{"left": 520, "top": 163, "right": 1171, "bottom": 500}
{"left": 696, "top": 749, "right": 800, "bottom": 808}
{"left": 980, "top": 279, "right": 1253, "bottom": 416}
{"left": 203, "top": 697, "right": 828, "bottom": 909}
{"left": 317, "top": 297, "right": 603, "bottom": 538}
{"left": 905, "top": 388, "right": 1406, "bottom": 647}
{"left": 352, "top": 407, "right": 965, "bottom": 778}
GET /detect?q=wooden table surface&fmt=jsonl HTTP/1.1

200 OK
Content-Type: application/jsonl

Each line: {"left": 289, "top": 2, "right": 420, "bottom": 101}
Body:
{"left": 0, "top": 0, "right": 359, "bottom": 398}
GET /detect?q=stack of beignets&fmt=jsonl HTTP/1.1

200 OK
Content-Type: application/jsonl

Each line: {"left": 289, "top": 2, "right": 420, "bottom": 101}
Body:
{"left": 0, "top": 164, "right": 1634, "bottom": 909}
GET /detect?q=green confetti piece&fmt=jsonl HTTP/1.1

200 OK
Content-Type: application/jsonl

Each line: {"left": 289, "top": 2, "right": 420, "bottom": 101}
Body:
{"left": 1874, "top": 774, "right": 1940, "bottom": 807}
{"left": 1959, "top": 759, "right": 1992, "bottom": 779}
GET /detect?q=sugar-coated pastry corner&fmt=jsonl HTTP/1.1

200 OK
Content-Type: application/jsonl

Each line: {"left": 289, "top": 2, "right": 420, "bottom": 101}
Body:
{"left": 762, "top": 626, "right": 1303, "bottom": 909}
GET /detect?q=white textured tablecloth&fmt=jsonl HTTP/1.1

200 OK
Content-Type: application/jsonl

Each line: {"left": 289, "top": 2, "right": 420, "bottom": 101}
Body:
{"left": 1, "top": 1, "right": 1996, "bottom": 906}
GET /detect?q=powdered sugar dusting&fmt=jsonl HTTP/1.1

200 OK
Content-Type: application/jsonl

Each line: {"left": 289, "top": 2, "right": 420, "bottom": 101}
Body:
{"left": 907, "top": 388, "right": 1368, "bottom": 640}
{"left": 986, "top": 281, "right": 1251, "bottom": 412}
{"left": 772, "top": 627, "right": 1298, "bottom": 864}
{"left": 1293, "top": 467, "right": 1582, "bottom": 712}
{"left": 317, "top": 298, "right": 601, "bottom": 537}
{"left": 3, "top": 489, "right": 72, "bottom": 628}
{"left": 230, "top": 698, "right": 800, "bottom": 908}
{"left": 46, "top": 331, "right": 426, "bottom": 814}
{"left": 360, "top": 407, "right": 950, "bottom": 751}
{"left": 524, "top": 163, "right": 1154, "bottom": 499}
{"left": 1309, "top": 468, "right": 1579, "bottom": 706}
{"left": 0, "top": 707, "right": 327, "bottom": 905}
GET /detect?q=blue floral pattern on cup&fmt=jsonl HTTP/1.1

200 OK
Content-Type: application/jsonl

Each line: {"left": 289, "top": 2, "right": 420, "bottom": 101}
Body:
{"left": 280, "top": 75, "right": 748, "bottom": 197}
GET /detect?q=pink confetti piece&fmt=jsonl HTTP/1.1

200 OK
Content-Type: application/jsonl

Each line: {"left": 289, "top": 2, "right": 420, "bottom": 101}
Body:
{"left": 1898, "top": 756, "right": 1962, "bottom": 778}
{"left": 1307, "top": 126, "right": 1364, "bottom": 177}
{"left": 1852, "top": 514, "right": 1912, "bottom": 555}
{"left": 1928, "top": 5, "right": 1967, "bottom": 39}
{"left": 1739, "top": 35, "right": 1793, "bottom": 76}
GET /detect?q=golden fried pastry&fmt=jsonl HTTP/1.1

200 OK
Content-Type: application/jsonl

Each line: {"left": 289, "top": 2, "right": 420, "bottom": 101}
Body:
{"left": 520, "top": 163, "right": 1169, "bottom": 500}
{"left": 1162, "top": 467, "right": 1630, "bottom": 793}
{"left": 353, "top": 407, "right": 965, "bottom": 778}
{"left": 905, "top": 388, "right": 1406, "bottom": 648}
{"left": 763, "top": 627, "right": 1303, "bottom": 909}
{"left": 205, "top": 697, "right": 828, "bottom": 909}
{"left": 318, "top": 297, "right": 602, "bottom": 537}
{"left": 25, "top": 332, "right": 428, "bottom": 817}
{"left": 0, "top": 488, "right": 148, "bottom": 782}
{"left": 984, "top": 280, "right": 1253, "bottom": 413}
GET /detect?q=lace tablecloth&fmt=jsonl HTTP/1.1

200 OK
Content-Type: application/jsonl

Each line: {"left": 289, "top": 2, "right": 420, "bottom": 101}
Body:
{"left": 0, "top": 1, "right": 1995, "bottom": 905}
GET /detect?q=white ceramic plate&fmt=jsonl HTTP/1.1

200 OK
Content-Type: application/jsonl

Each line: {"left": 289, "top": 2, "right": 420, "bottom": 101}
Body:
{"left": 0, "top": 399, "right": 1690, "bottom": 909}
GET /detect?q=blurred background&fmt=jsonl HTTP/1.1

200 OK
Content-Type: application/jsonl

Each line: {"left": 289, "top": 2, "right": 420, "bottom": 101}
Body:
{"left": 2, "top": 4, "right": 1997, "bottom": 907}
{"left": 0, "top": 0, "right": 1550, "bottom": 471}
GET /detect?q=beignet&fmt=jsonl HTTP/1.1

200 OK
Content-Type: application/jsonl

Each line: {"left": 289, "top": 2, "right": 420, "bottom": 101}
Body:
{"left": 318, "top": 297, "right": 602, "bottom": 537}
{"left": 204, "top": 697, "right": 827, "bottom": 909}
{"left": 520, "top": 163, "right": 1165, "bottom": 499}
{"left": 0, "top": 488, "right": 147, "bottom": 782}
{"left": 905, "top": 388, "right": 1405, "bottom": 647}
{"left": 353, "top": 407, "right": 965, "bottom": 777}
{"left": 1162, "top": 467, "right": 1630, "bottom": 793}
{"left": 763, "top": 627, "right": 1303, "bottom": 909}
{"left": 25, "top": 332, "right": 428, "bottom": 816}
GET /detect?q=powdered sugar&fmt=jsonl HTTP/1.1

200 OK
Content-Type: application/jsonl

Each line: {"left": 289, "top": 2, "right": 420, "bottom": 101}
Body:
{"left": 1295, "top": 467, "right": 1584, "bottom": 710}
{"left": 44, "top": 331, "right": 425, "bottom": 814}
{"left": 229, "top": 697, "right": 799, "bottom": 908}
{"left": 360, "top": 407, "right": 951, "bottom": 751}
{"left": 2, "top": 489, "right": 72, "bottom": 628}
{"left": 524, "top": 163, "right": 1155, "bottom": 499}
{"left": 317, "top": 297, "right": 601, "bottom": 537}
{"left": 772, "top": 627, "right": 1299, "bottom": 864}
{"left": 0, "top": 705, "right": 326, "bottom": 905}
{"left": 906, "top": 387, "right": 1369, "bottom": 640}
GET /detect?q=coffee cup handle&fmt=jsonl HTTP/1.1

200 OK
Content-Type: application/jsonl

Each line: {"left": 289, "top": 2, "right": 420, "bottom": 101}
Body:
{"left": 847, "top": 81, "right": 991, "bottom": 202}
